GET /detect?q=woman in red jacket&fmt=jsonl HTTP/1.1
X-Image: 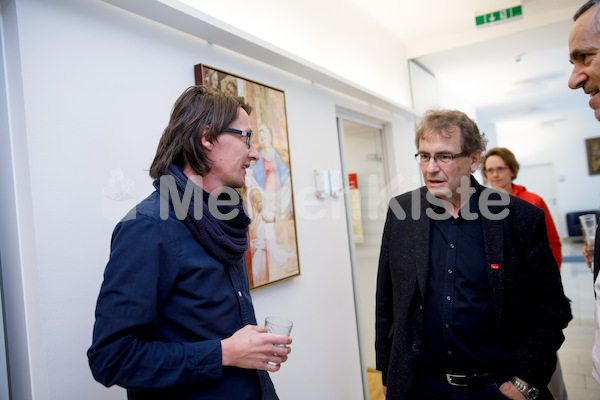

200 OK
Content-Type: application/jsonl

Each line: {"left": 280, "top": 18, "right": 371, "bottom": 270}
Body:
{"left": 482, "top": 147, "right": 562, "bottom": 268}
{"left": 483, "top": 146, "right": 567, "bottom": 400}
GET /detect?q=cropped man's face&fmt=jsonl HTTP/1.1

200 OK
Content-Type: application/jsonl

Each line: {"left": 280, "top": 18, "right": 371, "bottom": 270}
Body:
{"left": 569, "top": 6, "right": 600, "bottom": 120}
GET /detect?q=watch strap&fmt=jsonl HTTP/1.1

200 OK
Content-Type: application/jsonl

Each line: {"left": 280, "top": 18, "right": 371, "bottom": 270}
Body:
{"left": 511, "top": 377, "right": 538, "bottom": 399}
{"left": 511, "top": 376, "right": 528, "bottom": 393}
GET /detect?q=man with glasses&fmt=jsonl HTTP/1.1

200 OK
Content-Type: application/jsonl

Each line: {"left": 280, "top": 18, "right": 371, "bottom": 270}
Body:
{"left": 375, "top": 109, "right": 571, "bottom": 400}
{"left": 88, "top": 86, "right": 291, "bottom": 399}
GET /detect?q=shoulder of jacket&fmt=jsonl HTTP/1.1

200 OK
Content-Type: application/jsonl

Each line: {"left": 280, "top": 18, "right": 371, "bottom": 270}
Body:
{"left": 115, "top": 191, "right": 186, "bottom": 231}
{"left": 391, "top": 186, "right": 425, "bottom": 202}
{"left": 502, "top": 194, "right": 544, "bottom": 224}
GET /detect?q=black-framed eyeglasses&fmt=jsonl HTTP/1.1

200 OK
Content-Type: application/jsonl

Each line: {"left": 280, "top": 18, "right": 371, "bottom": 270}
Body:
{"left": 414, "top": 152, "right": 467, "bottom": 165}
{"left": 223, "top": 127, "right": 253, "bottom": 148}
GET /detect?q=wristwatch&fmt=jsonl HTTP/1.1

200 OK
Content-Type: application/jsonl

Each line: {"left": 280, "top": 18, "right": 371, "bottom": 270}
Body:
{"left": 511, "top": 377, "right": 539, "bottom": 400}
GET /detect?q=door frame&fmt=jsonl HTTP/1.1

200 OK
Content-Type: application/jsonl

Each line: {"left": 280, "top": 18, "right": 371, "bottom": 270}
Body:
{"left": 336, "top": 110, "right": 388, "bottom": 400}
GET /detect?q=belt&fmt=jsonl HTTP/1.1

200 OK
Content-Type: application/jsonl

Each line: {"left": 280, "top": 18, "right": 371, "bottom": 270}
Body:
{"left": 445, "top": 373, "right": 497, "bottom": 387}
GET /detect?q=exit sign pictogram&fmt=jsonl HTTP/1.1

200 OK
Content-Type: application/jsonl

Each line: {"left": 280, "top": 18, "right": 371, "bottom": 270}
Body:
{"left": 475, "top": 5, "right": 522, "bottom": 28}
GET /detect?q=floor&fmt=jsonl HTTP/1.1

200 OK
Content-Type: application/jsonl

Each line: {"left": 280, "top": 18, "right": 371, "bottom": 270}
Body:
{"left": 558, "top": 241, "right": 600, "bottom": 399}
{"left": 366, "top": 241, "right": 600, "bottom": 400}
{"left": 367, "top": 369, "right": 384, "bottom": 400}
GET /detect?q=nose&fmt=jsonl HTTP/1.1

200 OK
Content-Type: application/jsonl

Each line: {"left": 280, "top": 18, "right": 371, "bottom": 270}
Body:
{"left": 425, "top": 157, "right": 440, "bottom": 173}
{"left": 248, "top": 143, "right": 259, "bottom": 162}
{"left": 569, "top": 64, "right": 587, "bottom": 90}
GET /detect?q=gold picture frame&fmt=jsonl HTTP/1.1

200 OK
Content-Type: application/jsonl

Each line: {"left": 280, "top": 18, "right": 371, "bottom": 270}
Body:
{"left": 195, "top": 64, "right": 300, "bottom": 289}
{"left": 586, "top": 137, "right": 600, "bottom": 175}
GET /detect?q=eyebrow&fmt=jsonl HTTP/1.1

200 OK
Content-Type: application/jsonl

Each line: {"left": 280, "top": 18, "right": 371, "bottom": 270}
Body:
{"left": 570, "top": 47, "right": 597, "bottom": 63}
{"left": 570, "top": 49, "right": 583, "bottom": 63}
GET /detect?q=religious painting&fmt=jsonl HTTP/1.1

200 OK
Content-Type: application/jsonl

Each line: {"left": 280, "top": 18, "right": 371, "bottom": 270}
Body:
{"left": 195, "top": 64, "right": 300, "bottom": 289}
{"left": 586, "top": 137, "right": 600, "bottom": 175}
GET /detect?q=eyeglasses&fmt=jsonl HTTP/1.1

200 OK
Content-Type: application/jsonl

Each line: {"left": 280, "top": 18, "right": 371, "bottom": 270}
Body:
{"left": 485, "top": 166, "right": 508, "bottom": 176}
{"left": 414, "top": 152, "right": 467, "bottom": 165}
{"left": 223, "top": 127, "right": 253, "bottom": 148}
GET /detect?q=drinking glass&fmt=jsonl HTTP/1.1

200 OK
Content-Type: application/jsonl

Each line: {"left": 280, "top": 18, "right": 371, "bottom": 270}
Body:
{"left": 580, "top": 214, "right": 597, "bottom": 264}
{"left": 265, "top": 316, "right": 293, "bottom": 337}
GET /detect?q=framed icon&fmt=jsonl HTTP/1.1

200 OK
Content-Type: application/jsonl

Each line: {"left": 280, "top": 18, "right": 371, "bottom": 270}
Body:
{"left": 195, "top": 64, "right": 300, "bottom": 289}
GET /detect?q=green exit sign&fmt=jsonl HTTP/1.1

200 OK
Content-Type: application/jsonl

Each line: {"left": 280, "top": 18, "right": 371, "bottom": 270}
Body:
{"left": 475, "top": 5, "right": 522, "bottom": 28}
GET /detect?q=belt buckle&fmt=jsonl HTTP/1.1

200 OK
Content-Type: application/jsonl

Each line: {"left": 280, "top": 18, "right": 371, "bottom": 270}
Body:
{"left": 446, "top": 373, "right": 468, "bottom": 387}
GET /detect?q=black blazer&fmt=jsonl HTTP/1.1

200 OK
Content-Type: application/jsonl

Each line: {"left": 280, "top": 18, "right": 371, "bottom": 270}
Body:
{"left": 375, "top": 180, "right": 572, "bottom": 400}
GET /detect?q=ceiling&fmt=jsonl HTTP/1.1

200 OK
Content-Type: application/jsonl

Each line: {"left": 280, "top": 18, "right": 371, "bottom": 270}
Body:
{"left": 178, "top": 0, "right": 590, "bottom": 129}
{"left": 349, "top": 0, "right": 588, "bottom": 127}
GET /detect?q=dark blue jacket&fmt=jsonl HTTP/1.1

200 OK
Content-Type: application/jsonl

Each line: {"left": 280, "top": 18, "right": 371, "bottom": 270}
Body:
{"left": 88, "top": 191, "right": 278, "bottom": 400}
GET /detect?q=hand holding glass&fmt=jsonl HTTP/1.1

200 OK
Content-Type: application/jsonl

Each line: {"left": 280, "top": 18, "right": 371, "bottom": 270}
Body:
{"left": 264, "top": 316, "right": 292, "bottom": 367}
{"left": 580, "top": 214, "right": 597, "bottom": 264}
{"left": 265, "top": 316, "right": 293, "bottom": 346}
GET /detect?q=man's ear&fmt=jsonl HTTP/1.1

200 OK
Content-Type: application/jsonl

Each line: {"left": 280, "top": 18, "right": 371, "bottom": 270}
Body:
{"left": 470, "top": 150, "right": 482, "bottom": 172}
{"left": 200, "top": 125, "right": 212, "bottom": 150}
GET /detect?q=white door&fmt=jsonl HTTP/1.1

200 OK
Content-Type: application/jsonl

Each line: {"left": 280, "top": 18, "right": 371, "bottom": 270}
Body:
{"left": 337, "top": 112, "right": 388, "bottom": 400}
{"left": 515, "top": 163, "right": 564, "bottom": 237}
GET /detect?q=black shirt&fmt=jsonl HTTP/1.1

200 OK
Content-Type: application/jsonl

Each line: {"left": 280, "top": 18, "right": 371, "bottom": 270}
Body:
{"left": 420, "top": 190, "right": 510, "bottom": 374}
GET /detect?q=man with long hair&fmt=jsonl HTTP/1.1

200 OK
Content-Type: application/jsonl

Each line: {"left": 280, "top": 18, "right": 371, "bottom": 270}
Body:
{"left": 88, "top": 86, "right": 291, "bottom": 399}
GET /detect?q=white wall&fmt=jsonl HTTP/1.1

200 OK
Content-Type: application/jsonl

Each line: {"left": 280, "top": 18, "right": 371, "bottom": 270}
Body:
{"left": 0, "top": 3, "right": 27, "bottom": 399}
{"left": 408, "top": 60, "right": 484, "bottom": 183}
{"left": 409, "top": 60, "right": 437, "bottom": 116}
{"left": 409, "top": 59, "right": 477, "bottom": 123}
{"left": 178, "top": 0, "right": 412, "bottom": 107}
{"left": 437, "top": 80, "right": 477, "bottom": 122}
{"left": 0, "top": 0, "right": 417, "bottom": 399}
{"left": 0, "top": 0, "right": 48, "bottom": 398}
{"left": 495, "top": 104, "right": 600, "bottom": 237}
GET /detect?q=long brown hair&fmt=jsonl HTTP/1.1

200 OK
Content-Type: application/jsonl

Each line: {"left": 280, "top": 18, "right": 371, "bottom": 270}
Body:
{"left": 149, "top": 86, "right": 252, "bottom": 179}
